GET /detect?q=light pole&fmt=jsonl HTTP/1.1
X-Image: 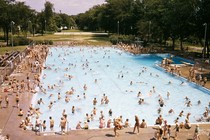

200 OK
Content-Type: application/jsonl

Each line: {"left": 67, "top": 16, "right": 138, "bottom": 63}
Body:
{"left": 117, "top": 21, "right": 120, "bottom": 35}
{"left": 117, "top": 21, "right": 119, "bottom": 44}
{"left": 45, "top": 20, "right": 46, "bottom": 33}
{"left": 203, "top": 23, "right": 207, "bottom": 58}
{"left": 130, "top": 26, "right": 133, "bottom": 35}
{"left": 148, "top": 21, "right": 151, "bottom": 43}
{"left": 27, "top": 20, "right": 31, "bottom": 38}
{"left": 11, "top": 21, "right": 15, "bottom": 47}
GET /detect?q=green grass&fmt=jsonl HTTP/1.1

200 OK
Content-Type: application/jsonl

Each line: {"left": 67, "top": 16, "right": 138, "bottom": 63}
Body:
{"left": 0, "top": 46, "right": 27, "bottom": 55}
{"left": 166, "top": 40, "right": 203, "bottom": 53}
{"left": 30, "top": 34, "right": 87, "bottom": 41}
{"left": 28, "top": 33, "right": 111, "bottom": 46}
{"left": 1, "top": 32, "right": 204, "bottom": 54}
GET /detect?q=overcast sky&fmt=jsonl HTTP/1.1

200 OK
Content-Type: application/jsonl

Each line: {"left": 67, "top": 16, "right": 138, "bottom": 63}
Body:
{"left": 16, "top": 0, "right": 106, "bottom": 15}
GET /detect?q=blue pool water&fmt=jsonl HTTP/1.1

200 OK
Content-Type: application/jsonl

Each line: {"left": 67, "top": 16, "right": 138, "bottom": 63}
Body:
{"left": 32, "top": 46, "right": 210, "bottom": 131}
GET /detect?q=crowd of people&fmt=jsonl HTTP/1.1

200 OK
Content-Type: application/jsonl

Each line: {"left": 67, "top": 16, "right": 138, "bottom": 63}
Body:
{"left": 0, "top": 44, "right": 209, "bottom": 140}
{"left": 161, "top": 56, "right": 209, "bottom": 88}
{"left": 117, "top": 42, "right": 163, "bottom": 55}
{"left": 0, "top": 45, "right": 49, "bottom": 138}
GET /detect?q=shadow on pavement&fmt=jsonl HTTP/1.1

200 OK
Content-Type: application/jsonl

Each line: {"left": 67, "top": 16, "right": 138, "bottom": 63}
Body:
{"left": 105, "top": 134, "right": 115, "bottom": 137}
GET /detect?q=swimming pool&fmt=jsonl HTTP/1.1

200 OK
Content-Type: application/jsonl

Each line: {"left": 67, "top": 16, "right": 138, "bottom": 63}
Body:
{"left": 32, "top": 46, "right": 210, "bottom": 132}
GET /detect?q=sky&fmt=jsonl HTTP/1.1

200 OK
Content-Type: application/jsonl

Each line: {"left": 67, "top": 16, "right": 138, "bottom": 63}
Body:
{"left": 16, "top": 0, "right": 106, "bottom": 15}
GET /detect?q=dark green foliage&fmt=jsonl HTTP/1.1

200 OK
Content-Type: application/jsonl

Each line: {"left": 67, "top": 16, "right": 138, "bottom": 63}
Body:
{"left": 11, "top": 36, "right": 32, "bottom": 46}
{"left": 109, "top": 34, "right": 135, "bottom": 45}
{"left": 0, "top": 0, "right": 210, "bottom": 57}
{"left": 35, "top": 40, "right": 53, "bottom": 45}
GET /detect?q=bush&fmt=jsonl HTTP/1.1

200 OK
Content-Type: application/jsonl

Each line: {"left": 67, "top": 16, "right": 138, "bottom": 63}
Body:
{"left": 35, "top": 40, "right": 53, "bottom": 45}
{"left": 11, "top": 36, "right": 32, "bottom": 46}
{"left": 109, "top": 34, "right": 118, "bottom": 45}
{"left": 109, "top": 34, "right": 135, "bottom": 45}
{"left": 0, "top": 35, "right": 5, "bottom": 40}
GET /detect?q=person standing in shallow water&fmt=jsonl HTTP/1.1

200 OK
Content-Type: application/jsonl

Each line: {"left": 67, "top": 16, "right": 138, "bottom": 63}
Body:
{"left": 49, "top": 116, "right": 54, "bottom": 131}
{"left": 133, "top": 115, "right": 140, "bottom": 134}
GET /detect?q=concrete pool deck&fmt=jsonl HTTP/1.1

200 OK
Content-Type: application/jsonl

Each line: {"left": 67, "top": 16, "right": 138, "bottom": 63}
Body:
{"left": 0, "top": 45, "right": 210, "bottom": 140}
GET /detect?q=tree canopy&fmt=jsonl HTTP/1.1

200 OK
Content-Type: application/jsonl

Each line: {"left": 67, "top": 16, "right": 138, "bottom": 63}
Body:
{"left": 0, "top": 0, "right": 209, "bottom": 57}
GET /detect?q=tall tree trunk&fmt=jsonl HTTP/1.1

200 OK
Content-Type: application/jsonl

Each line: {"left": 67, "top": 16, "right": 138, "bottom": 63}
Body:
{"left": 164, "top": 38, "right": 167, "bottom": 47}
{"left": 180, "top": 38, "right": 184, "bottom": 51}
{"left": 172, "top": 37, "right": 175, "bottom": 50}
{"left": 5, "top": 26, "right": 9, "bottom": 46}
{"left": 198, "top": 37, "right": 204, "bottom": 47}
{"left": 206, "top": 39, "right": 209, "bottom": 58}
{"left": 3, "top": 28, "right": 6, "bottom": 42}
{"left": 199, "top": 37, "right": 205, "bottom": 58}
{"left": 203, "top": 40, "right": 207, "bottom": 58}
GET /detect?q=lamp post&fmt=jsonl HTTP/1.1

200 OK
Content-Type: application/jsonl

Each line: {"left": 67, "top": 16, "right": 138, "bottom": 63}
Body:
{"left": 148, "top": 21, "right": 151, "bottom": 43}
{"left": 117, "top": 21, "right": 120, "bottom": 35}
{"left": 27, "top": 20, "right": 31, "bottom": 38}
{"left": 11, "top": 21, "right": 15, "bottom": 47}
{"left": 117, "top": 21, "right": 120, "bottom": 44}
{"left": 45, "top": 20, "right": 46, "bottom": 33}
{"left": 203, "top": 23, "right": 207, "bottom": 58}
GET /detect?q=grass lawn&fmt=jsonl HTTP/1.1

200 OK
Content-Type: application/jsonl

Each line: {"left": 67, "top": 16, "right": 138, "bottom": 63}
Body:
{"left": 166, "top": 40, "right": 203, "bottom": 53}
{"left": 0, "top": 32, "right": 111, "bottom": 55}
{"left": 29, "top": 33, "right": 111, "bottom": 45}
{"left": 0, "top": 46, "right": 27, "bottom": 55}
{"left": 0, "top": 31, "right": 205, "bottom": 55}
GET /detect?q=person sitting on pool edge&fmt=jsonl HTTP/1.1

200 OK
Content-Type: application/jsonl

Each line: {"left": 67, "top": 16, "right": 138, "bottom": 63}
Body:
{"left": 83, "top": 121, "right": 89, "bottom": 129}
{"left": 184, "top": 119, "right": 191, "bottom": 129}
{"left": 76, "top": 121, "right": 82, "bottom": 129}
{"left": 18, "top": 108, "right": 24, "bottom": 116}
{"left": 124, "top": 119, "right": 130, "bottom": 128}
{"left": 140, "top": 119, "right": 147, "bottom": 128}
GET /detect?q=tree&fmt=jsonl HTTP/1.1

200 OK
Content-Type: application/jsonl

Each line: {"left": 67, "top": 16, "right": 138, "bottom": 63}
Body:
{"left": 11, "top": 2, "right": 35, "bottom": 36}
{"left": 195, "top": 0, "right": 210, "bottom": 58}
{"left": 0, "top": 0, "right": 10, "bottom": 45}
{"left": 105, "top": 0, "right": 137, "bottom": 34}
{"left": 44, "top": 1, "right": 57, "bottom": 32}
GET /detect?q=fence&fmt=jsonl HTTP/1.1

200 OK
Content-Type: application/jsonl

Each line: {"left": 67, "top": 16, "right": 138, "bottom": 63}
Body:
{"left": 0, "top": 48, "right": 31, "bottom": 85}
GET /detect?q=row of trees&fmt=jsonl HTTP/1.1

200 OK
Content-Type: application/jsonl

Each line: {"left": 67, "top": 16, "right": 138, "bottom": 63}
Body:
{"left": 0, "top": 0, "right": 76, "bottom": 46}
{"left": 75, "top": 0, "right": 210, "bottom": 57}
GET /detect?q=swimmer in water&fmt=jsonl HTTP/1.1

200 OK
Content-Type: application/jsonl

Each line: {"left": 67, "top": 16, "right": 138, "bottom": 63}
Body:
{"left": 197, "top": 100, "right": 201, "bottom": 105}
{"left": 167, "top": 92, "right": 170, "bottom": 99}
{"left": 65, "top": 96, "right": 69, "bottom": 103}
{"left": 83, "top": 93, "right": 86, "bottom": 99}
{"left": 137, "top": 91, "right": 142, "bottom": 97}
{"left": 83, "top": 84, "right": 87, "bottom": 90}
{"left": 180, "top": 81, "right": 186, "bottom": 85}
{"left": 186, "top": 101, "right": 192, "bottom": 107}
{"left": 179, "top": 110, "right": 184, "bottom": 117}
{"left": 48, "top": 101, "right": 53, "bottom": 110}
{"left": 152, "top": 86, "right": 156, "bottom": 93}
{"left": 168, "top": 109, "right": 175, "bottom": 114}
{"left": 58, "top": 93, "right": 61, "bottom": 100}
{"left": 93, "top": 98, "right": 97, "bottom": 105}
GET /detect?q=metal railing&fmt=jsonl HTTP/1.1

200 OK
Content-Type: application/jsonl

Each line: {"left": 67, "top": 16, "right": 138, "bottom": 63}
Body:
{"left": 0, "top": 48, "right": 30, "bottom": 85}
